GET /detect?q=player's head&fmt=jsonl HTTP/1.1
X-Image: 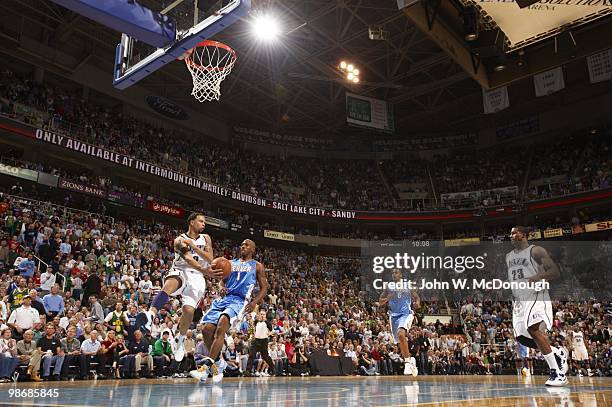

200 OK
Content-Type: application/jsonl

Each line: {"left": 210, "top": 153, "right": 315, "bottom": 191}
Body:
{"left": 510, "top": 226, "right": 529, "bottom": 247}
{"left": 187, "top": 212, "right": 206, "bottom": 233}
{"left": 391, "top": 268, "right": 403, "bottom": 282}
{"left": 240, "top": 239, "right": 256, "bottom": 259}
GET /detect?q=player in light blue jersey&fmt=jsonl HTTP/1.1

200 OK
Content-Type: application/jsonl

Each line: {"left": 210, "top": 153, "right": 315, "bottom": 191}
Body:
{"left": 379, "top": 268, "right": 420, "bottom": 376}
{"left": 191, "top": 239, "right": 268, "bottom": 383}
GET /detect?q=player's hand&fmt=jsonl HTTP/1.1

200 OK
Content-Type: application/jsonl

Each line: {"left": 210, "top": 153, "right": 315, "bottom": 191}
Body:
{"left": 184, "top": 239, "right": 197, "bottom": 249}
{"left": 244, "top": 301, "right": 257, "bottom": 313}
{"left": 205, "top": 266, "right": 225, "bottom": 280}
{"left": 378, "top": 297, "right": 389, "bottom": 306}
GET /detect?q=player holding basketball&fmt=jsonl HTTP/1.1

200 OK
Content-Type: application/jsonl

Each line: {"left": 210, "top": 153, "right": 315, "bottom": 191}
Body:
{"left": 507, "top": 226, "right": 568, "bottom": 386}
{"left": 147, "top": 212, "right": 224, "bottom": 362}
{"left": 191, "top": 239, "right": 268, "bottom": 382}
{"left": 379, "top": 268, "right": 420, "bottom": 376}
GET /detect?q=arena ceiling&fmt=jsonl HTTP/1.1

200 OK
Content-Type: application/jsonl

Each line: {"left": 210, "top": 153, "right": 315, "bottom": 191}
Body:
{"left": 0, "top": 0, "right": 484, "bottom": 137}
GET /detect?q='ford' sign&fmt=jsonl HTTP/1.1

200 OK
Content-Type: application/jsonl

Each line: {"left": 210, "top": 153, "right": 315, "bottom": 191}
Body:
{"left": 145, "top": 96, "right": 189, "bottom": 120}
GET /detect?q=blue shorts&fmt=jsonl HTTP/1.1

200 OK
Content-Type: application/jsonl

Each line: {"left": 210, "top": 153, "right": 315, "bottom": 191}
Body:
{"left": 202, "top": 295, "right": 249, "bottom": 327}
{"left": 518, "top": 343, "right": 529, "bottom": 359}
{"left": 390, "top": 313, "right": 414, "bottom": 343}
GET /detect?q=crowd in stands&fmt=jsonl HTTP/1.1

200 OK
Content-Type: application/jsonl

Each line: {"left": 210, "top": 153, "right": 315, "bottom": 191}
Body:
{"left": 1, "top": 68, "right": 611, "bottom": 212}
{"left": 0, "top": 189, "right": 609, "bottom": 383}
{"left": 430, "top": 147, "right": 527, "bottom": 195}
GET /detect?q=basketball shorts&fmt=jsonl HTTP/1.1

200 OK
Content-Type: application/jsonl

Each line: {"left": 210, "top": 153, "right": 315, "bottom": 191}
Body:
{"left": 166, "top": 268, "right": 206, "bottom": 308}
{"left": 390, "top": 313, "right": 414, "bottom": 343}
{"left": 572, "top": 346, "right": 589, "bottom": 361}
{"left": 512, "top": 299, "right": 553, "bottom": 340}
{"left": 517, "top": 343, "right": 529, "bottom": 359}
{"left": 202, "top": 294, "right": 248, "bottom": 328}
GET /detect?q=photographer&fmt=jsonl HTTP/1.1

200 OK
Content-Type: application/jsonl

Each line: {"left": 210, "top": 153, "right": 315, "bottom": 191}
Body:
{"left": 289, "top": 343, "right": 310, "bottom": 376}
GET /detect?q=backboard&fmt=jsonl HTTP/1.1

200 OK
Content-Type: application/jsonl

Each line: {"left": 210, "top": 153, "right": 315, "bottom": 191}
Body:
{"left": 113, "top": 0, "right": 250, "bottom": 89}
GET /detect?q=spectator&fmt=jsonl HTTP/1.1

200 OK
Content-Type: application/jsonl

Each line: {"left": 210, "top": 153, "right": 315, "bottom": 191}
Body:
{"left": 224, "top": 341, "right": 241, "bottom": 377}
{"left": 42, "top": 284, "right": 65, "bottom": 319}
{"left": 16, "top": 329, "right": 42, "bottom": 381}
{"left": 194, "top": 333, "right": 209, "bottom": 367}
{"left": 71, "top": 274, "right": 83, "bottom": 301}
{"left": 276, "top": 342, "right": 288, "bottom": 376}
{"left": 0, "top": 240, "right": 9, "bottom": 270}
{"left": 8, "top": 278, "right": 28, "bottom": 311}
{"left": 18, "top": 253, "right": 36, "bottom": 279}
{"left": 79, "top": 329, "right": 105, "bottom": 380}
{"left": 39, "top": 268, "right": 55, "bottom": 297}
{"left": 59, "top": 239, "right": 71, "bottom": 256}
{"left": 0, "top": 328, "right": 20, "bottom": 382}
{"left": 82, "top": 270, "right": 101, "bottom": 308}
{"left": 180, "top": 329, "right": 196, "bottom": 373}
{"left": 0, "top": 294, "right": 7, "bottom": 322}
{"left": 60, "top": 326, "right": 81, "bottom": 379}
{"left": 84, "top": 251, "right": 97, "bottom": 270}
{"left": 138, "top": 274, "right": 152, "bottom": 304}
{"left": 104, "top": 302, "right": 128, "bottom": 337}
{"left": 416, "top": 331, "right": 431, "bottom": 375}
{"left": 27, "top": 289, "right": 46, "bottom": 316}
{"left": 152, "top": 330, "right": 176, "bottom": 377}
{"left": 126, "top": 330, "right": 153, "bottom": 379}
{"left": 89, "top": 295, "right": 105, "bottom": 325}
{"left": 7, "top": 296, "right": 40, "bottom": 340}
{"left": 124, "top": 304, "right": 138, "bottom": 342}
{"left": 37, "top": 237, "right": 54, "bottom": 272}
{"left": 110, "top": 334, "right": 129, "bottom": 379}
{"left": 38, "top": 323, "right": 64, "bottom": 380}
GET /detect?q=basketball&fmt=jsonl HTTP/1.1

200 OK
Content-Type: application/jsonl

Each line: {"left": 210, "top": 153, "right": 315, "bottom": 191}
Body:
{"left": 211, "top": 257, "right": 232, "bottom": 280}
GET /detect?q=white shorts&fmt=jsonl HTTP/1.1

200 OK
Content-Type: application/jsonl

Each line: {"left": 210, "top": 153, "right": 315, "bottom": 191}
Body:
{"left": 165, "top": 268, "right": 206, "bottom": 309}
{"left": 572, "top": 346, "right": 589, "bottom": 361}
{"left": 512, "top": 299, "right": 553, "bottom": 340}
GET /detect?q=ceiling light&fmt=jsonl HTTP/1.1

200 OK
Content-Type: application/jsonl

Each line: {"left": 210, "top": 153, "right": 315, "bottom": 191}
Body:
{"left": 252, "top": 15, "right": 281, "bottom": 41}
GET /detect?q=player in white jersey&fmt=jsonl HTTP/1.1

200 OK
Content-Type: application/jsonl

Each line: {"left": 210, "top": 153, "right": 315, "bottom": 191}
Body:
{"left": 569, "top": 326, "right": 590, "bottom": 376}
{"left": 148, "top": 212, "right": 224, "bottom": 362}
{"left": 507, "top": 226, "right": 568, "bottom": 386}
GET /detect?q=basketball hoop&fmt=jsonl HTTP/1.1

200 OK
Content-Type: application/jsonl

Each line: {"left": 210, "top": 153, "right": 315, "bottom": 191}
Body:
{"left": 183, "top": 40, "right": 237, "bottom": 102}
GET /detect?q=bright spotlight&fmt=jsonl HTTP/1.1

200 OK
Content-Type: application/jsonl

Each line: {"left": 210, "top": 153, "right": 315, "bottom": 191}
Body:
{"left": 340, "top": 61, "right": 347, "bottom": 69}
{"left": 252, "top": 15, "right": 281, "bottom": 41}
{"left": 352, "top": 68, "right": 359, "bottom": 76}
{"left": 347, "top": 64, "right": 354, "bottom": 72}
{"left": 347, "top": 72, "right": 354, "bottom": 80}
{"left": 352, "top": 76, "right": 359, "bottom": 83}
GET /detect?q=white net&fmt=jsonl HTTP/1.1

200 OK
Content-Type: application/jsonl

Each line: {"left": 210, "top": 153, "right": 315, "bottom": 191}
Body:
{"left": 185, "top": 41, "right": 237, "bottom": 102}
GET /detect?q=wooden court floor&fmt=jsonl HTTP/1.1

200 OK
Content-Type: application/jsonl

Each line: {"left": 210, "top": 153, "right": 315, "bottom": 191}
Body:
{"left": 0, "top": 375, "right": 609, "bottom": 406}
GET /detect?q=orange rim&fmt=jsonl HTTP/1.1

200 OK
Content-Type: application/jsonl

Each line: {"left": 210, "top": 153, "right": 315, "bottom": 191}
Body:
{"left": 184, "top": 40, "right": 236, "bottom": 72}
